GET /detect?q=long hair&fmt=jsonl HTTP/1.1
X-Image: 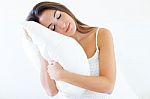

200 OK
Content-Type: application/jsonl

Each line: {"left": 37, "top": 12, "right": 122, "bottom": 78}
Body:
{"left": 26, "top": 1, "right": 95, "bottom": 33}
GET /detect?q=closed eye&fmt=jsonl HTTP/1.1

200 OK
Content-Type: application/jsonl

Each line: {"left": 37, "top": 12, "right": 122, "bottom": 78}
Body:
{"left": 55, "top": 10, "right": 61, "bottom": 19}
{"left": 47, "top": 10, "right": 61, "bottom": 31}
{"left": 57, "top": 14, "right": 61, "bottom": 19}
{"left": 48, "top": 24, "right": 55, "bottom": 31}
{"left": 51, "top": 25, "right": 55, "bottom": 31}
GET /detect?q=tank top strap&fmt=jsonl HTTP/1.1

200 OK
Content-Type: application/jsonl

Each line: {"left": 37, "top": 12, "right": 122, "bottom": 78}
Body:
{"left": 95, "top": 27, "right": 100, "bottom": 49}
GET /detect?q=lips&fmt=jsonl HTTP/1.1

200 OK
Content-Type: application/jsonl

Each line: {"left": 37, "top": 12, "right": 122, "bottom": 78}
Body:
{"left": 65, "top": 23, "right": 70, "bottom": 33}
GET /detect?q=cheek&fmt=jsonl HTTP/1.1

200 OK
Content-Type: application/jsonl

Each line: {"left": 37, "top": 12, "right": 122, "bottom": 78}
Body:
{"left": 56, "top": 30, "right": 64, "bottom": 35}
{"left": 71, "top": 26, "right": 76, "bottom": 33}
{"left": 55, "top": 27, "right": 64, "bottom": 34}
{"left": 71, "top": 22, "right": 77, "bottom": 33}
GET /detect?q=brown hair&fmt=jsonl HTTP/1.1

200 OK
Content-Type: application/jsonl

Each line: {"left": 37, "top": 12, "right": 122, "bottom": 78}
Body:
{"left": 26, "top": 1, "right": 95, "bottom": 33}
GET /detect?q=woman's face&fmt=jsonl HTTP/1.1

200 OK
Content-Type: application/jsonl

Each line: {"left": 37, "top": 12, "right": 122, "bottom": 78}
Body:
{"left": 39, "top": 10, "right": 77, "bottom": 36}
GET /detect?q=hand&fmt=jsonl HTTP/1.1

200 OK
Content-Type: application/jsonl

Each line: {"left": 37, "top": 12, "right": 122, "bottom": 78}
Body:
{"left": 47, "top": 60, "right": 64, "bottom": 81}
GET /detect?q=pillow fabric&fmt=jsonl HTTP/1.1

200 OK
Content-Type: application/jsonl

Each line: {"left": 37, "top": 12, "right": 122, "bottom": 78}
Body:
{"left": 22, "top": 34, "right": 41, "bottom": 73}
{"left": 21, "top": 21, "right": 90, "bottom": 96}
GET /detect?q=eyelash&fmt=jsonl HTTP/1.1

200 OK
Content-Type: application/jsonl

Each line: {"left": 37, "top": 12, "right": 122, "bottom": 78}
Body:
{"left": 51, "top": 14, "right": 61, "bottom": 31}
{"left": 52, "top": 25, "right": 55, "bottom": 31}
{"left": 57, "top": 14, "right": 61, "bottom": 19}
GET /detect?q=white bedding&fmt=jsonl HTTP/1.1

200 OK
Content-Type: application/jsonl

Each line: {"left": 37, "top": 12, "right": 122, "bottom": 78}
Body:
{"left": 21, "top": 21, "right": 90, "bottom": 96}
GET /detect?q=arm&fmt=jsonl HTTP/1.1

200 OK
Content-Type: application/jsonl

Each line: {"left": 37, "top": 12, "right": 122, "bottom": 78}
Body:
{"left": 40, "top": 56, "right": 59, "bottom": 96}
{"left": 22, "top": 29, "right": 58, "bottom": 96}
{"left": 54, "top": 28, "right": 116, "bottom": 94}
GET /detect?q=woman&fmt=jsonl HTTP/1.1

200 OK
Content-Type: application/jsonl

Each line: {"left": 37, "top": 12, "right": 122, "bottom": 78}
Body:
{"left": 26, "top": 1, "right": 116, "bottom": 99}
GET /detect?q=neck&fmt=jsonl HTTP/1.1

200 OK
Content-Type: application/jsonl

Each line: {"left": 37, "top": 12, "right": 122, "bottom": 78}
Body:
{"left": 70, "top": 31, "right": 85, "bottom": 42}
{"left": 70, "top": 28, "right": 96, "bottom": 42}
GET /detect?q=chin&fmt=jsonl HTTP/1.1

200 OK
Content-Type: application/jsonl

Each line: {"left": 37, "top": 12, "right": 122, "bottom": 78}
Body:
{"left": 67, "top": 29, "right": 76, "bottom": 37}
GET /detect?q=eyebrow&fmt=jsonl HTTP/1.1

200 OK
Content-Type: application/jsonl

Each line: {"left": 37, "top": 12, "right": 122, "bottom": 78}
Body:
{"left": 47, "top": 10, "right": 57, "bottom": 28}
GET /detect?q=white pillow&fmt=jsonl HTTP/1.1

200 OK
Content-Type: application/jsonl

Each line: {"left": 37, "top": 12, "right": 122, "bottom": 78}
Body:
{"left": 21, "top": 21, "right": 90, "bottom": 96}
{"left": 21, "top": 34, "right": 42, "bottom": 73}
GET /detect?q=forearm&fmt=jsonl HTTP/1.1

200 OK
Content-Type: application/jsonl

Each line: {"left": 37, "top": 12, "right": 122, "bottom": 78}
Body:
{"left": 40, "top": 58, "right": 58, "bottom": 96}
{"left": 59, "top": 70, "right": 114, "bottom": 94}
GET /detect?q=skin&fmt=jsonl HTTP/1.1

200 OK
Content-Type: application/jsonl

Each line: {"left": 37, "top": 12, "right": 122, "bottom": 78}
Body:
{"left": 39, "top": 10, "right": 77, "bottom": 37}
{"left": 39, "top": 9, "right": 116, "bottom": 96}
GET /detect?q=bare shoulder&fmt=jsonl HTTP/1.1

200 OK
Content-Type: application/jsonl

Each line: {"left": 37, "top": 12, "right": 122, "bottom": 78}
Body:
{"left": 98, "top": 28, "right": 112, "bottom": 39}
{"left": 97, "top": 28, "right": 113, "bottom": 47}
{"left": 97, "top": 28, "right": 116, "bottom": 91}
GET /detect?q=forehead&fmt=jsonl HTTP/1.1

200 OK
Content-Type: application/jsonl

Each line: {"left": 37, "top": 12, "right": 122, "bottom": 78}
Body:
{"left": 39, "top": 10, "right": 55, "bottom": 27}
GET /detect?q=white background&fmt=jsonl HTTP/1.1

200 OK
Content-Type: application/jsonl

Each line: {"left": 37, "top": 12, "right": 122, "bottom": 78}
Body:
{"left": 0, "top": 0, "right": 150, "bottom": 99}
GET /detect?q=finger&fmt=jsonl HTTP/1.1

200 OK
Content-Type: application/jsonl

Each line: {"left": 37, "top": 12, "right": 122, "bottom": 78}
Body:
{"left": 47, "top": 65, "right": 52, "bottom": 69}
{"left": 47, "top": 68, "right": 53, "bottom": 74}
{"left": 50, "top": 60, "right": 55, "bottom": 62}
{"left": 51, "top": 61, "right": 56, "bottom": 65}
{"left": 47, "top": 69, "right": 51, "bottom": 74}
{"left": 49, "top": 60, "right": 56, "bottom": 65}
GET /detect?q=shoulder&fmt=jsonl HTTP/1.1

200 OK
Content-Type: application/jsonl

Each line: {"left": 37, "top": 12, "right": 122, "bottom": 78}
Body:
{"left": 97, "top": 28, "right": 113, "bottom": 48}
{"left": 98, "top": 28, "right": 112, "bottom": 39}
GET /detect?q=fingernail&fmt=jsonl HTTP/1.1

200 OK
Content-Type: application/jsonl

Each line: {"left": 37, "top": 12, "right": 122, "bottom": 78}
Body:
{"left": 50, "top": 62, "right": 54, "bottom": 65}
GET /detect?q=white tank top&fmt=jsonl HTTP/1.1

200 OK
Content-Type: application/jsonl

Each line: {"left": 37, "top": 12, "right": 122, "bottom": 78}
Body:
{"left": 56, "top": 28, "right": 111, "bottom": 99}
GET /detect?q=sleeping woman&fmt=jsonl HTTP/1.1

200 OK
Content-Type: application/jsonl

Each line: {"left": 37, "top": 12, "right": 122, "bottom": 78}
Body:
{"left": 25, "top": 1, "right": 116, "bottom": 99}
